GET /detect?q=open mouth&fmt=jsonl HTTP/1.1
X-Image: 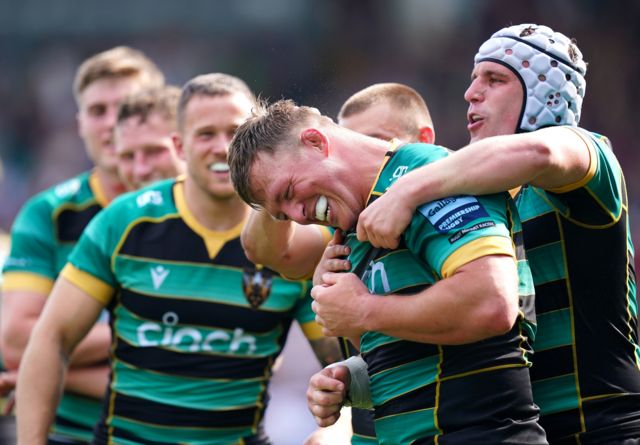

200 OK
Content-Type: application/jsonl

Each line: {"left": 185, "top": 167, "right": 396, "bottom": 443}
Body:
{"left": 315, "top": 195, "right": 331, "bottom": 223}
{"left": 208, "top": 162, "right": 229, "bottom": 173}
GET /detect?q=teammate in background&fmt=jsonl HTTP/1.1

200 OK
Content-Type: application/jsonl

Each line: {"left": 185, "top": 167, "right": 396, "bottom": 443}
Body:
{"left": 16, "top": 73, "right": 341, "bottom": 445}
{"left": 242, "top": 83, "right": 436, "bottom": 444}
{"left": 114, "top": 86, "right": 185, "bottom": 192}
{"left": 1, "top": 46, "right": 164, "bottom": 444}
{"left": 228, "top": 99, "right": 546, "bottom": 444}
{"left": 326, "top": 24, "right": 640, "bottom": 444}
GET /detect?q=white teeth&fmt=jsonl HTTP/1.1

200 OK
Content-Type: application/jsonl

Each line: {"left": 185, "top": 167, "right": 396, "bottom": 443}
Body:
{"left": 315, "top": 195, "right": 328, "bottom": 221}
{"left": 209, "top": 162, "right": 229, "bottom": 172}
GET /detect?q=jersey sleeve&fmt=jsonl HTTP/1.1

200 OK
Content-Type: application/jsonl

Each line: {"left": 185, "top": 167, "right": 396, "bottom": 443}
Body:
{"left": 546, "top": 127, "right": 624, "bottom": 226}
{"left": 292, "top": 280, "right": 324, "bottom": 340}
{"left": 62, "top": 206, "right": 119, "bottom": 305}
{"left": 1, "top": 196, "right": 56, "bottom": 293}
{"left": 404, "top": 192, "right": 516, "bottom": 278}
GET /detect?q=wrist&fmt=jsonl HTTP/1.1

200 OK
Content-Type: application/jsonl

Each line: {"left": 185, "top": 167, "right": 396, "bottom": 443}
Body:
{"left": 397, "top": 172, "right": 427, "bottom": 209}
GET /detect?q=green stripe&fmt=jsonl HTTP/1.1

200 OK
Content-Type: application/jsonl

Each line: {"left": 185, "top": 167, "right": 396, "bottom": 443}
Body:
{"left": 375, "top": 407, "right": 436, "bottom": 444}
{"left": 517, "top": 260, "right": 535, "bottom": 296}
{"left": 112, "top": 360, "right": 264, "bottom": 410}
{"left": 534, "top": 308, "right": 572, "bottom": 351}
{"left": 370, "top": 356, "right": 440, "bottom": 406}
{"left": 629, "top": 277, "right": 637, "bottom": 318}
{"left": 352, "top": 434, "right": 378, "bottom": 444}
{"left": 532, "top": 374, "right": 579, "bottom": 415}
{"left": 53, "top": 392, "right": 103, "bottom": 441}
{"left": 111, "top": 415, "right": 252, "bottom": 444}
{"left": 360, "top": 332, "right": 401, "bottom": 354}
{"left": 114, "top": 255, "right": 304, "bottom": 311}
{"left": 113, "top": 304, "right": 285, "bottom": 356}
{"left": 527, "top": 242, "right": 566, "bottom": 285}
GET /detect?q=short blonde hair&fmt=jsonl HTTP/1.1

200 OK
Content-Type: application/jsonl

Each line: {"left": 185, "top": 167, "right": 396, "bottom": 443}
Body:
{"left": 73, "top": 46, "right": 164, "bottom": 104}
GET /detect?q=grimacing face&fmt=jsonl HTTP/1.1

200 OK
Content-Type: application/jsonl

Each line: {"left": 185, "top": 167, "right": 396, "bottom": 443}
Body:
{"left": 115, "top": 113, "right": 182, "bottom": 191}
{"left": 77, "top": 76, "right": 145, "bottom": 174}
{"left": 179, "top": 93, "right": 254, "bottom": 201}
{"left": 464, "top": 61, "right": 524, "bottom": 143}
{"left": 249, "top": 140, "right": 364, "bottom": 232}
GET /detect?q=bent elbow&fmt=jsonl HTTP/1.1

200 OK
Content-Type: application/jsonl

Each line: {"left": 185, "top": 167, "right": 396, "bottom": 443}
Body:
{"left": 480, "top": 291, "right": 520, "bottom": 337}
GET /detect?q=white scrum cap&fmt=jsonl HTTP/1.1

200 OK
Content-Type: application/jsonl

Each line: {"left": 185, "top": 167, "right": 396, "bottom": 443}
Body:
{"left": 475, "top": 24, "right": 587, "bottom": 132}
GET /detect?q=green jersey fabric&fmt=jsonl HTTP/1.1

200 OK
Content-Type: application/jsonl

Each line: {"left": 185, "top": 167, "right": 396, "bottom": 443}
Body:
{"left": 521, "top": 127, "right": 640, "bottom": 443}
{"left": 346, "top": 143, "right": 545, "bottom": 445}
{"left": 2, "top": 170, "right": 107, "bottom": 443}
{"left": 62, "top": 178, "right": 321, "bottom": 445}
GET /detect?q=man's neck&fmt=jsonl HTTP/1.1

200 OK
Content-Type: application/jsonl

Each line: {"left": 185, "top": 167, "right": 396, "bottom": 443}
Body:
{"left": 183, "top": 176, "right": 249, "bottom": 231}
{"left": 94, "top": 167, "right": 127, "bottom": 203}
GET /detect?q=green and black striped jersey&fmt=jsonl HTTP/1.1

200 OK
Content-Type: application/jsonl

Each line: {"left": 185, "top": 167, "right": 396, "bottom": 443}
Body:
{"left": 2, "top": 170, "right": 108, "bottom": 443}
{"left": 521, "top": 127, "right": 640, "bottom": 443}
{"left": 346, "top": 143, "right": 545, "bottom": 445}
{"left": 62, "top": 177, "right": 321, "bottom": 445}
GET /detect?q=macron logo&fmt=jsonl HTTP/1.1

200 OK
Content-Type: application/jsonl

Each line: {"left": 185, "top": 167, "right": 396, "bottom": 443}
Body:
{"left": 150, "top": 266, "right": 170, "bottom": 290}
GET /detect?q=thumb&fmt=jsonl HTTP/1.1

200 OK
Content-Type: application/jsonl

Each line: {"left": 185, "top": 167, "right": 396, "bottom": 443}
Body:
{"left": 327, "top": 364, "right": 351, "bottom": 388}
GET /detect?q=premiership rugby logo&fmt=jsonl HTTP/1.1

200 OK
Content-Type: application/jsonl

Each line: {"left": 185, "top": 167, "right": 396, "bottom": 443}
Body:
{"left": 242, "top": 267, "right": 273, "bottom": 309}
{"left": 418, "top": 195, "right": 489, "bottom": 233}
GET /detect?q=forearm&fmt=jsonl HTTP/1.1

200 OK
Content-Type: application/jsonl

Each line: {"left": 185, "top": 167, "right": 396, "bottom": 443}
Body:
{"left": 0, "top": 316, "right": 38, "bottom": 370}
{"left": 64, "top": 364, "right": 110, "bottom": 399}
{"left": 400, "top": 129, "right": 589, "bottom": 205}
{"left": 363, "top": 257, "right": 519, "bottom": 345}
{"left": 68, "top": 322, "right": 111, "bottom": 366}
{"left": 310, "top": 337, "right": 343, "bottom": 367}
{"left": 241, "top": 210, "right": 324, "bottom": 279}
{"left": 16, "top": 327, "right": 67, "bottom": 444}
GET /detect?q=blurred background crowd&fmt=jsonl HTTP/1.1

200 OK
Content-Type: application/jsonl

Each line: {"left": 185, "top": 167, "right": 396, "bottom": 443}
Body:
{"left": 0, "top": 0, "right": 638, "bottom": 443}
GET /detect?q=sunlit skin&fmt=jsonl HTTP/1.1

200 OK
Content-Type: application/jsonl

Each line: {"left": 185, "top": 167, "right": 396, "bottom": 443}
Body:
{"left": 115, "top": 113, "right": 183, "bottom": 191}
{"left": 250, "top": 129, "right": 382, "bottom": 232}
{"left": 175, "top": 93, "right": 254, "bottom": 202}
{"left": 465, "top": 61, "right": 524, "bottom": 143}
{"left": 77, "top": 77, "right": 145, "bottom": 175}
{"left": 339, "top": 101, "right": 415, "bottom": 141}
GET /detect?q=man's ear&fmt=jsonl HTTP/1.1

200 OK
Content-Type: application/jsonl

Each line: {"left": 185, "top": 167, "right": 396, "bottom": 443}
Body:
{"left": 300, "top": 128, "right": 329, "bottom": 156}
{"left": 418, "top": 126, "right": 435, "bottom": 144}
{"left": 172, "top": 133, "right": 186, "bottom": 160}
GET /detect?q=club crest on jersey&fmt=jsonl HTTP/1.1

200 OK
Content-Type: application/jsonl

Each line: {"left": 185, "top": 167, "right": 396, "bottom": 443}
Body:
{"left": 242, "top": 267, "right": 273, "bottom": 309}
{"left": 418, "top": 195, "right": 489, "bottom": 233}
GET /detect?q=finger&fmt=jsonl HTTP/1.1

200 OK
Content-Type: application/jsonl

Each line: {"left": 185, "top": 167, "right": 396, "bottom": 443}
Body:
{"left": 333, "top": 229, "right": 344, "bottom": 244}
{"left": 325, "top": 259, "right": 350, "bottom": 272}
{"left": 314, "top": 412, "right": 341, "bottom": 428}
{"left": 356, "top": 217, "right": 369, "bottom": 242}
{"left": 320, "top": 272, "right": 340, "bottom": 285}
{"left": 323, "top": 244, "right": 350, "bottom": 259}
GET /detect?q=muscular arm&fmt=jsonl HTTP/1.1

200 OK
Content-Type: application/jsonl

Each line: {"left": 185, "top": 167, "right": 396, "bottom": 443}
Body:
{"left": 357, "top": 127, "right": 592, "bottom": 247}
{"left": 241, "top": 209, "right": 328, "bottom": 279}
{"left": 401, "top": 127, "right": 591, "bottom": 204}
{"left": 16, "top": 277, "right": 105, "bottom": 444}
{"left": 0, "top": 289, "right": 110, "bottom": 370}
{"left": 312, "top": 254, "right": 519, "bottom": 345}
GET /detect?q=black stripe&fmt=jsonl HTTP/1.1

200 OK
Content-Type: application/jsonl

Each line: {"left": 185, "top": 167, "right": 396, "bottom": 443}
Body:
{"left": 530, "top": 345, "right": 574, "bottom": 382}
{"left": 375, "top": 382, "right": 435, "bottom": 419}
{"left": 114, "top": 337, "right": 275, "bottom": 379}
{"left": 56, "top": 204, "right": 101, "bottom": 243}
{"left": 438, "top": 367, "right": 544, "bottom": 442}
{"left": 547, "top": 187, "right": 615, "bottom": 225}
{"left": 95, "top": 425, "right": 177, "bottom": 445}
{"left": 52, "top": 414, "right": 92, "bottom": 432}
{"left": 351, "top": 408, "right": 376, "bottom": 438}
{"left": 562, "top": 213, "right": 640, "bottom": 398}
{"left": 363, "top": 340, "right": 439, "bottom": 376}
{"left": 119, "top": 218, "right": 211, "bottom": 263}
{"left": 521, "top": 210, "right": 560, "bottom": 250}
{"left": 538, "top": 408, "right": 583, "bottom": 443}
{"left": 112, "top": 391, "right": 261, "bottom": 428}
{"left": 120, "top": 288, "right": 290, "bottom": 333}
{"left": 534, "top": 279, "right": 570, "bottom": 314}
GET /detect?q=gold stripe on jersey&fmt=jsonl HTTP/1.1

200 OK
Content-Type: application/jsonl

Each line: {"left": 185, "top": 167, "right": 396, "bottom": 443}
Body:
{"left": 173, "top": 181, "right": 247, "bottom": 259}
{"left": 300, "top": 320, "right": 324, "bottom": 340}
{"left": 1, "top": 271, "right": 54, "bottom": 294}
{"left": 440, "top": 236, "right": 515, "bottom": 278}
{"left": 88, "top": 170, "right": 111, "bottom": 207}
{"left": 546, "top": 127, "right": 598, "bottom": 194}
{"left": 61, "top": 263, "right": 114, "bottom": 305}
{"left": 365, "top": 141, "right": 402, "bottom": 203}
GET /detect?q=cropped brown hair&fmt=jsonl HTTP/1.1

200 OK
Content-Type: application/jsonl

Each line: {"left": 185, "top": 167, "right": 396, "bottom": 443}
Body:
{"left": 73, "top": 46, "right": 164, "bottom": 104}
